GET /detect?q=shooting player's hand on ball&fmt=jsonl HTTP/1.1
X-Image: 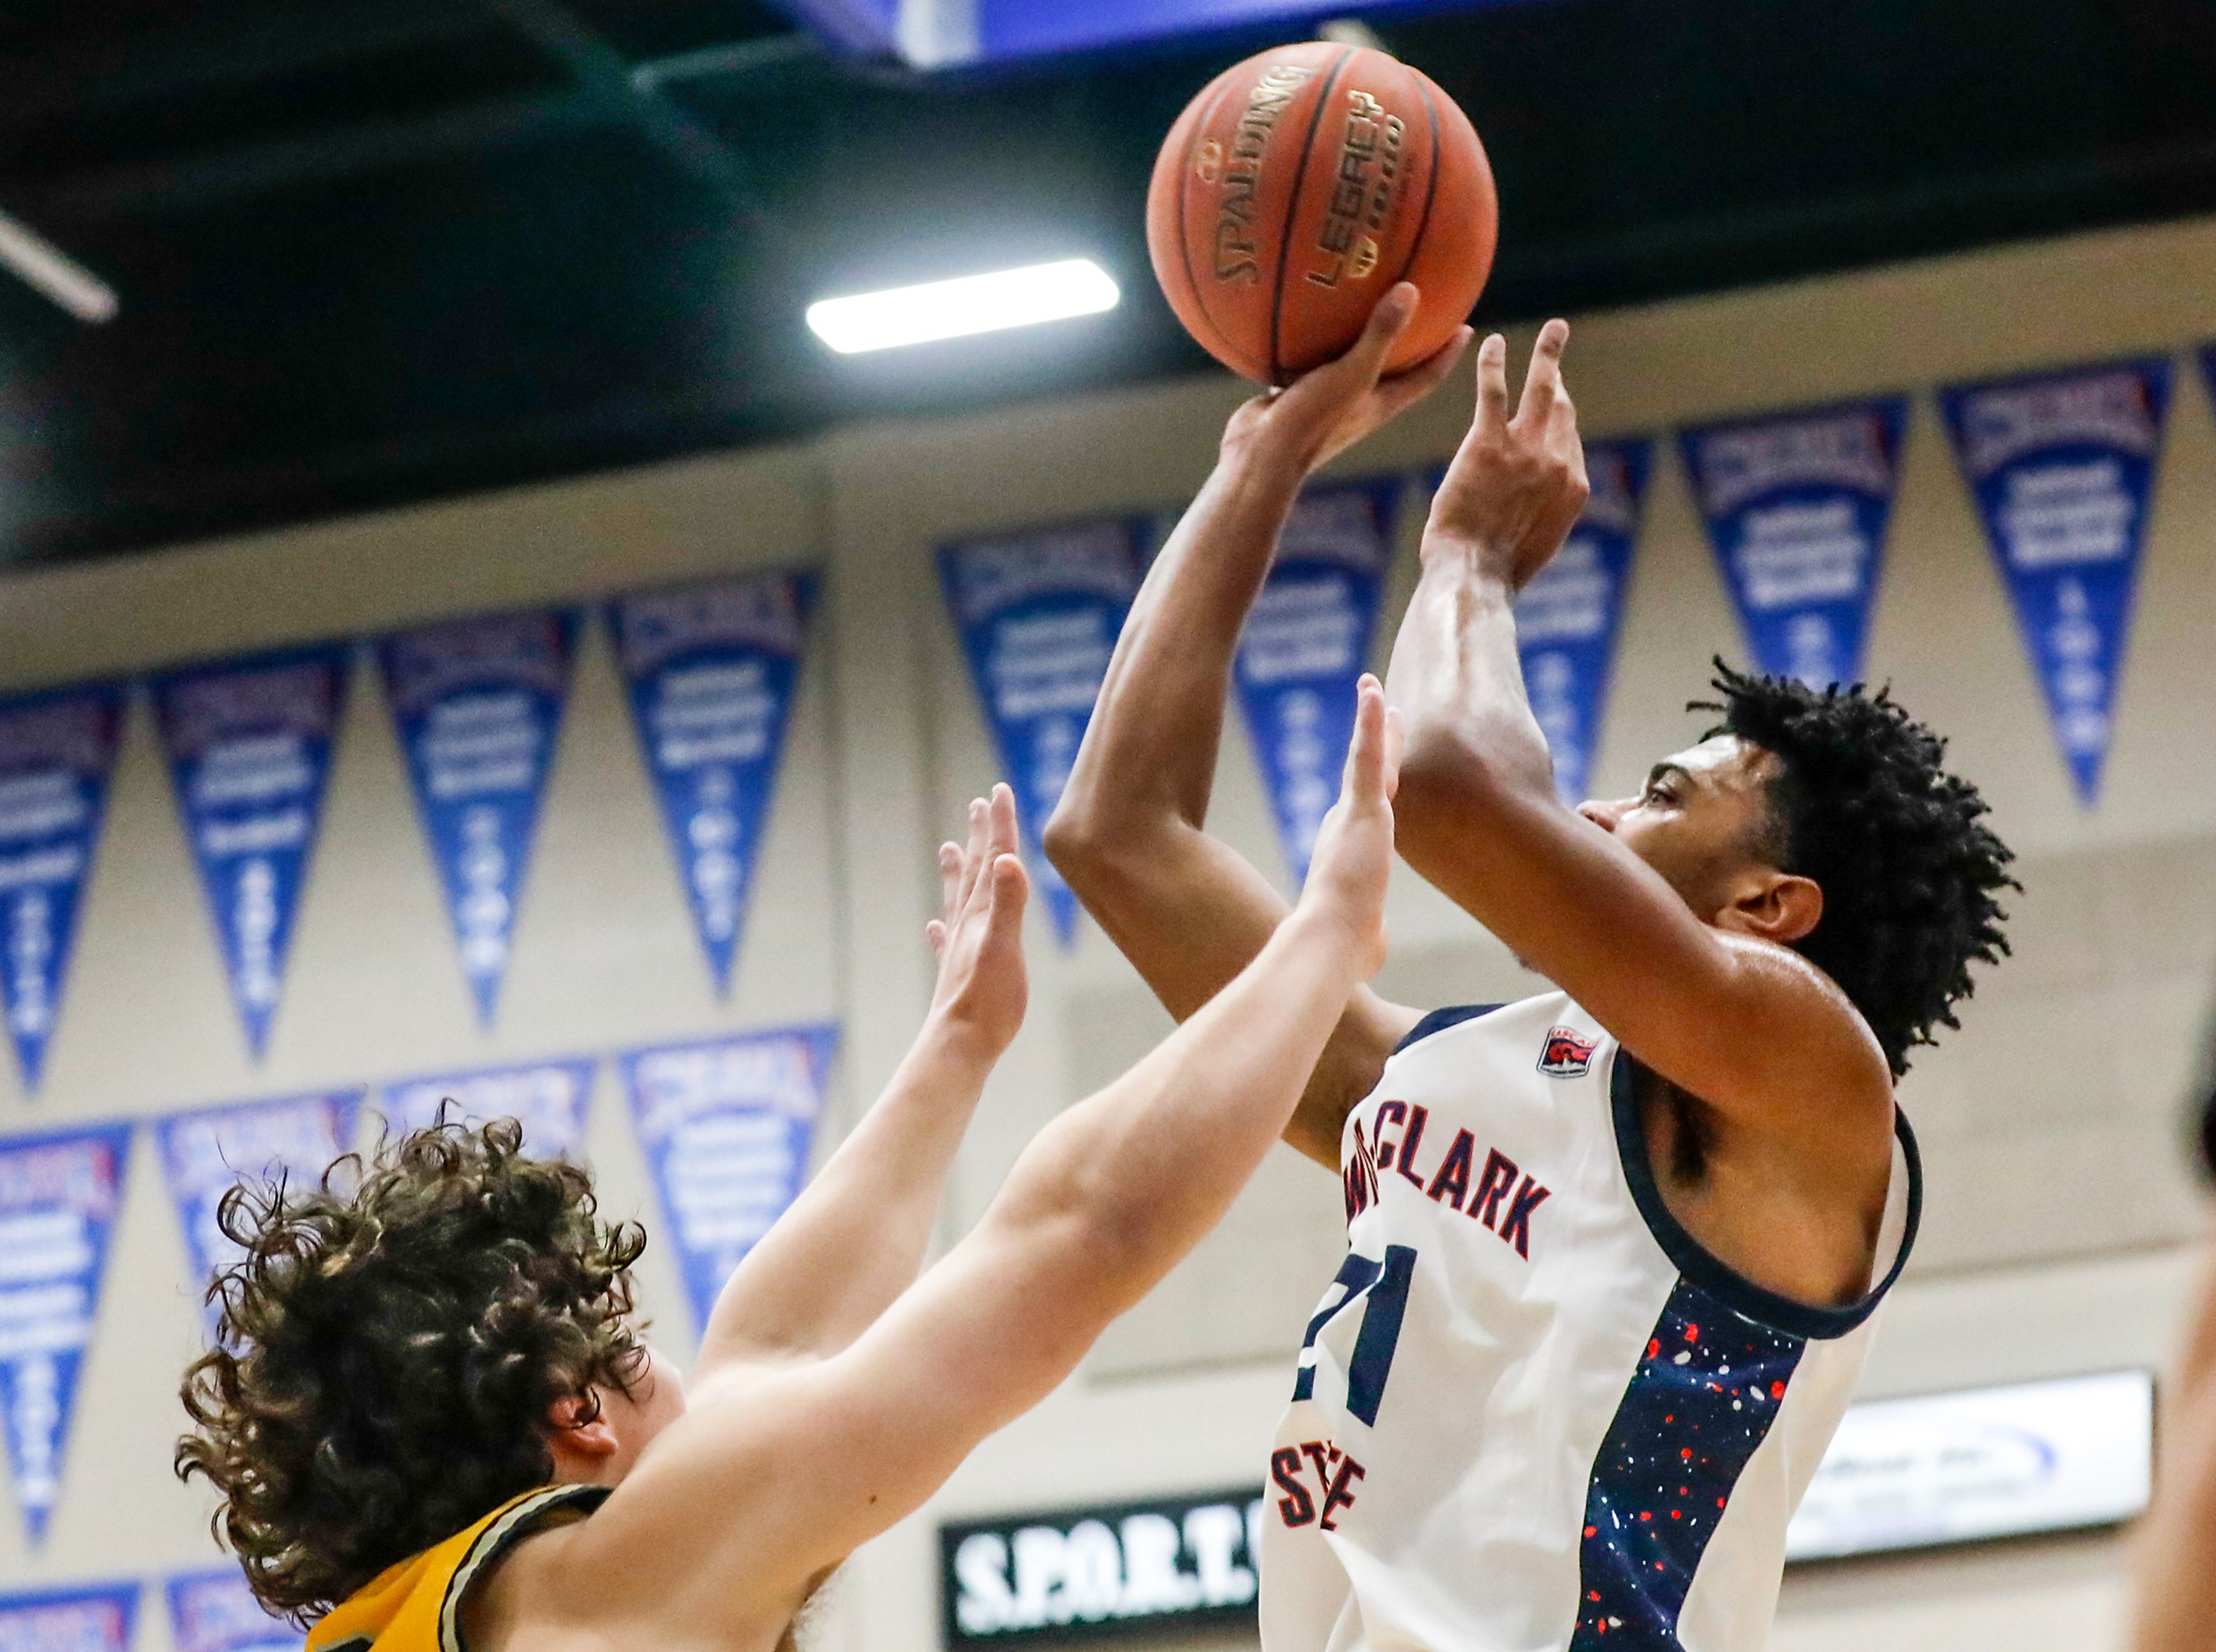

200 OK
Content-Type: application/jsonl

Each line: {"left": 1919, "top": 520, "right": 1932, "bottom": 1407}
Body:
{"left": 1222, "top": 283, "right": 1473, "bottom": 481}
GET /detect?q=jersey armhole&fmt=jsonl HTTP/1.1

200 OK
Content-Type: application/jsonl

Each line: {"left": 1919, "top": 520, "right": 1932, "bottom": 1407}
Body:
{"left": 1393, "top": 1003, "right": 1507, "bottom": 1055}
{"left": 1608, "top": 1048, "right": 1922, "bottom": 1341}
{"left": 439, "top": 1485, "right": 612, "bottom": 1652}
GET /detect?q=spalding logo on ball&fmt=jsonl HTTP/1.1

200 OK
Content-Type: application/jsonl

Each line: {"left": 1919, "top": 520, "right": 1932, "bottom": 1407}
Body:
{"left": 1147, "top": 42, "right": 1498, "bottom": 384}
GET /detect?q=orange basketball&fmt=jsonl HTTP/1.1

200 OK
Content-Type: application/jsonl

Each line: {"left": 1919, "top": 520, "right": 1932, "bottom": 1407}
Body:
{"left": 1147, "top": 41, "right": 1498, "bottom": 385}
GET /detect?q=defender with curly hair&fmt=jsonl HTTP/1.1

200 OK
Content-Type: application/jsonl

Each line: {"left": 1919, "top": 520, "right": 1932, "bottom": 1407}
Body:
{"left": 1047, "top": 297, "right": 2016, "bottom": 1652}
{"left": 178, "top": 692, "right": 1407, "bottom": 1652}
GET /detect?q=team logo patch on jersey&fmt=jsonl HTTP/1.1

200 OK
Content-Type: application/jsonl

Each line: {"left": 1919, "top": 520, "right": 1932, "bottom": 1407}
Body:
{"left": 1538, "top": 1026, "right": 1596, "bottom": 1078}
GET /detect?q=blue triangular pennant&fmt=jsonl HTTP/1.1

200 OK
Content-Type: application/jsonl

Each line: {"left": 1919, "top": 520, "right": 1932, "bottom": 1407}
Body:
{"left": 156, "top": 1092, "right": 362, "bottom": 1341}
{"left": 1681, "top": 398, "right": 1908, "bottom": 689}
{"left": 0, "top": 686, "right": 125, "bottom": 1092}
{"left": 612, "top": 575, "right": 818, "bottom": 993}
{"left": 938, "top": 520, "right": 1144, "bottom": 944}
{"left": 379, "top": 1058, "right": 596, "bottom": 1161}
{"left": 1233, "top": 479, "right": 1398, "bottom": 885}
{"left": 164, "top": 1571, "right": 297, "bottom": 1652}
{"left": 153, "top": 646, "right": 351, "bottom": 1059}
{"left": 622, "top": 1026, "right": 837, "bottom": 1340}
{"left": 0, "top": 1124, "right": 131, "bottom": 1544}
{"left": 0, "top": 1585, "right": 138, "bottom": 1652}
{"left": 377, "top": 609, "right": 578, "bottom": 1022}
{"left": 1942, "top": 358, "right": 2172, "bottom": 804}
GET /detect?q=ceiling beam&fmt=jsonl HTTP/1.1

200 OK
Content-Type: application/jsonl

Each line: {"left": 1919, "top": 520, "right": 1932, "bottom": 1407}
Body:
{"left": 0, "top": 2, "right": 491, "bottom": 126}
{"left": 12, "top": 92, "right": 610, "bottom": 222}
{"left": 481, "top": 0, "right": 773, "bottom": 226}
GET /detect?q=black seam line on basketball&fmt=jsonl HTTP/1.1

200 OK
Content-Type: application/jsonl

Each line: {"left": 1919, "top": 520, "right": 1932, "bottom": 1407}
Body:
{"left": 1180, "top": 70, "right": 1242, "bottom": 372}
{"left": 1384, "top": 74, "right": 1444, "bottom": 302}
{"left": 1268, "top": 46, "right": 1356, "bottom": 385}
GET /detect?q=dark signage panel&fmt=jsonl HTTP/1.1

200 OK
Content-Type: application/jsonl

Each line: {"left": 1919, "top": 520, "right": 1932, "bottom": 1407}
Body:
{"left": 940, "top": 1487, "right": 1267, "bottom": 1647}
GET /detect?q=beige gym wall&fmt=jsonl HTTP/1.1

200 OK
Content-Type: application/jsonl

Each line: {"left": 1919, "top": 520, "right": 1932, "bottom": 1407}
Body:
{"left": 0, "top": 208, "right": 2211, "bottom": 1652}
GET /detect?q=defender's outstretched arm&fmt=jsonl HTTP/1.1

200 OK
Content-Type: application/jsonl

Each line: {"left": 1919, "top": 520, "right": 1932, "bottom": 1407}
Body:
{"left": 566, "top": 680, "right": 1403, "bottom": 1642}
{"left": 1049, "top": 285, "right": 1465, "bottom": 1165}
{"left": 695, "top": 786, "right": 1030, "bottom": 1373}
{"left": 1384, "top": 325, "right": 1891, "bottom": 1129}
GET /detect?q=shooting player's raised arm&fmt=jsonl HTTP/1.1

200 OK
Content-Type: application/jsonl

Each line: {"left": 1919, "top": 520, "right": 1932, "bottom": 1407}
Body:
{"left": 1047, "top": 287, "right": 1466, "bottom": 1164}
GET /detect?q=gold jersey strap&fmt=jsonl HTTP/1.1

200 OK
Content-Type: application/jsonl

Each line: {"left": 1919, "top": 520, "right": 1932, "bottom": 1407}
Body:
{"left": 306, "top": 1484, "right": 611, "bottom": 1652}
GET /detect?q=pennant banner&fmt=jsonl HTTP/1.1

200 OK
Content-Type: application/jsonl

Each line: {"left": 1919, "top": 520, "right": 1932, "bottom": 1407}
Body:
{"left": 0, "top": 687, "right": 124, "bottom": 1092}
{"left": 1230, "top": 481, "right": 1398, "bottom": 886}
{"left": 157, "top": 1092, "right": 362, "bottom": 1339}
{"left": 0, "top": 1586, "right": 136, "bottom": 1652}
{"left": 1941, "top": 358, "right": 2172, "bottom": 803}
{"left": 166, "top": 1571, "right": 297, "bottom": 1652}
{"left": 1681, "top": 398, "right": 1908, "bottom": 690}
{"left": 0, "top": 1125, "right": 130, "bottom": 1544}
{"left": 613, "top": 575, "right": 817, "bottom": 993}
{"left": 154, "top": 647, "right": 351, "bottom": 1059}
{"left": 622, "top": 1027, "right": 836, "bottom": 1339}
{"left": 1495, "top": 440, "right": 1650, "bottom": 804}
{"left": 379, "top": 609, "right": 578, "bottom": 1023}
{"left": 939, "top": 520, "right": 1143, "bottom": 943}
{"left": 379, "top": 1058, "right": 596, "bottom": 1161}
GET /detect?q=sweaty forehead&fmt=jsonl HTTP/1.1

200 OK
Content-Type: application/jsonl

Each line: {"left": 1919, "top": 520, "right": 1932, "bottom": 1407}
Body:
{"left": 1661, "top": 733, "right": 1774, "bottom": 792}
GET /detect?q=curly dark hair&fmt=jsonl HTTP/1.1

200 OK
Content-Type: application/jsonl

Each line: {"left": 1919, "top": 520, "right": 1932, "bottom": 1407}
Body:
{"left": 175, "top": 1118, "right": 647, "bottom": 1625}
{"left": 1694, "top": 661, "right": 2017, "bottom": 1077}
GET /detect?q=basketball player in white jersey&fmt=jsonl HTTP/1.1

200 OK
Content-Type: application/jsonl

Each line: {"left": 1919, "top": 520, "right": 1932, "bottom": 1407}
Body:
{"left": 1047, "top": 283, "right": 2016, "bottom": 1652}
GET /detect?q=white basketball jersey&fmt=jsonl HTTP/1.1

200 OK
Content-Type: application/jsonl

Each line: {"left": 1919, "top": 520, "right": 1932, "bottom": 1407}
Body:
{"left": 1260, "top": 992, "right": 1918, "bottom": 1652}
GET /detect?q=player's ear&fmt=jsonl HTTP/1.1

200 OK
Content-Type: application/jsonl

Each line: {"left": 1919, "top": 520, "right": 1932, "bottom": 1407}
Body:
{"left": 1720, "top": 870, "right": 1823, "bottom": 946}
{"left": 545, "top": 1391, "right": 622, "bottom": 1467}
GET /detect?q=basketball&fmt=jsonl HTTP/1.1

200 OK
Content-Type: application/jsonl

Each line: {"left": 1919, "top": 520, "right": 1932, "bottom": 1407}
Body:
{"left": 1146, "top": 41, "right": 1498, "bottom": 385}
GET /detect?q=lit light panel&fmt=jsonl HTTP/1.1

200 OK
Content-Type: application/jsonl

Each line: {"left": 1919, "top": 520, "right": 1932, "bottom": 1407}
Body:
{"left": 806, "top": 259, "right": 1119, "bottom": 354}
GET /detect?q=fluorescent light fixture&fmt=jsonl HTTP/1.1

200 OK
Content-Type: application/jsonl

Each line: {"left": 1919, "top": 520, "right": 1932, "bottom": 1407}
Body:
{"left": 806, "top": 259, "right": 1117, "bottom": 354}
{"left": 0, "top": 208, "right": 118, "bottom": 324}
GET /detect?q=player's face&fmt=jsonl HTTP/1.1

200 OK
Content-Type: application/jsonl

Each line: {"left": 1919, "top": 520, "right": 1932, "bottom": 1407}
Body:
{"left": 1576, "top": 735, "right": 1782, "bottom": 920}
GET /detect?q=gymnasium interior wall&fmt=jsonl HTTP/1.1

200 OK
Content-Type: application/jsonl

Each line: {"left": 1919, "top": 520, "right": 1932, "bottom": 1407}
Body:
{"left": 2, "top": 210, "right": 2213, "bottom": 1652}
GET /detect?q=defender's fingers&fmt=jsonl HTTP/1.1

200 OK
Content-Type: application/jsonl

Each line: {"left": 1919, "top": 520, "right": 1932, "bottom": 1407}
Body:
{"left": 986, "top": 782, "right": 1020, "bottom": 866}
{"left": 956, "top": 797, "right": 989, "bottom": 909}
{"left": 1342, "top": 675, "right": 1390, "bottom": 806}
{"left": 1515, "top": 319, "right": 1570, "bottom": 426}
{"left": 926, "top": 918, "right": 948, "bottom": 958}
{"left": 1381, "top": 704, "right": 1406, "bottom": 801}
{"left": 937, "top": 842, "right": 963, "bottom": 921}
{"left": 1475, "top": 333, "right": 1511, "bottom": 434}
{"left": 985, "top": 852, "right": 1030, "bottom": 929}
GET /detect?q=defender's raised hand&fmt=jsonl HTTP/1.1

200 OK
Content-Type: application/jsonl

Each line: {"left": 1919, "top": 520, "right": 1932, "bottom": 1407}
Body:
{"left": 1425, "top": 319, "right": 1589, "bottom": 590}
{"left": 1222, "top": 283, "right": 1473, "bottom": 481}
{"left": 927, "top": 783, "right": 1030, "bottom": 1065}
{"left": 1297, "top": 674, "right": 1402, "bottom": 982}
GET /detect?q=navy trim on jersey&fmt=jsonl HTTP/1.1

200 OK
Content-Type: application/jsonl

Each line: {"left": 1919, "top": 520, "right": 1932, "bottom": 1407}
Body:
{"left": 1393, "top": 1003, "right": 1507, "bottom": 1055}
{"left": 1608, "top": 1049, "right": 1922, "bottom": 1342}
{"left": 1569, "top": 1276, "right": 1806, "bottom": 1649}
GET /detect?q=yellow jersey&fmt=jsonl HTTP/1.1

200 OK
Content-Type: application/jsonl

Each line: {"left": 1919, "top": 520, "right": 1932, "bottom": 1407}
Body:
{"left": 305, "top": 1485, "right": 608, "bottom": 1652}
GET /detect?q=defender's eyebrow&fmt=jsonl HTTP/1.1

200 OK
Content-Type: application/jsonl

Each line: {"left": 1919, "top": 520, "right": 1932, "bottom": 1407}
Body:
{"left": 1645, "top": 761, "right": 1695, "bottom": 795}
